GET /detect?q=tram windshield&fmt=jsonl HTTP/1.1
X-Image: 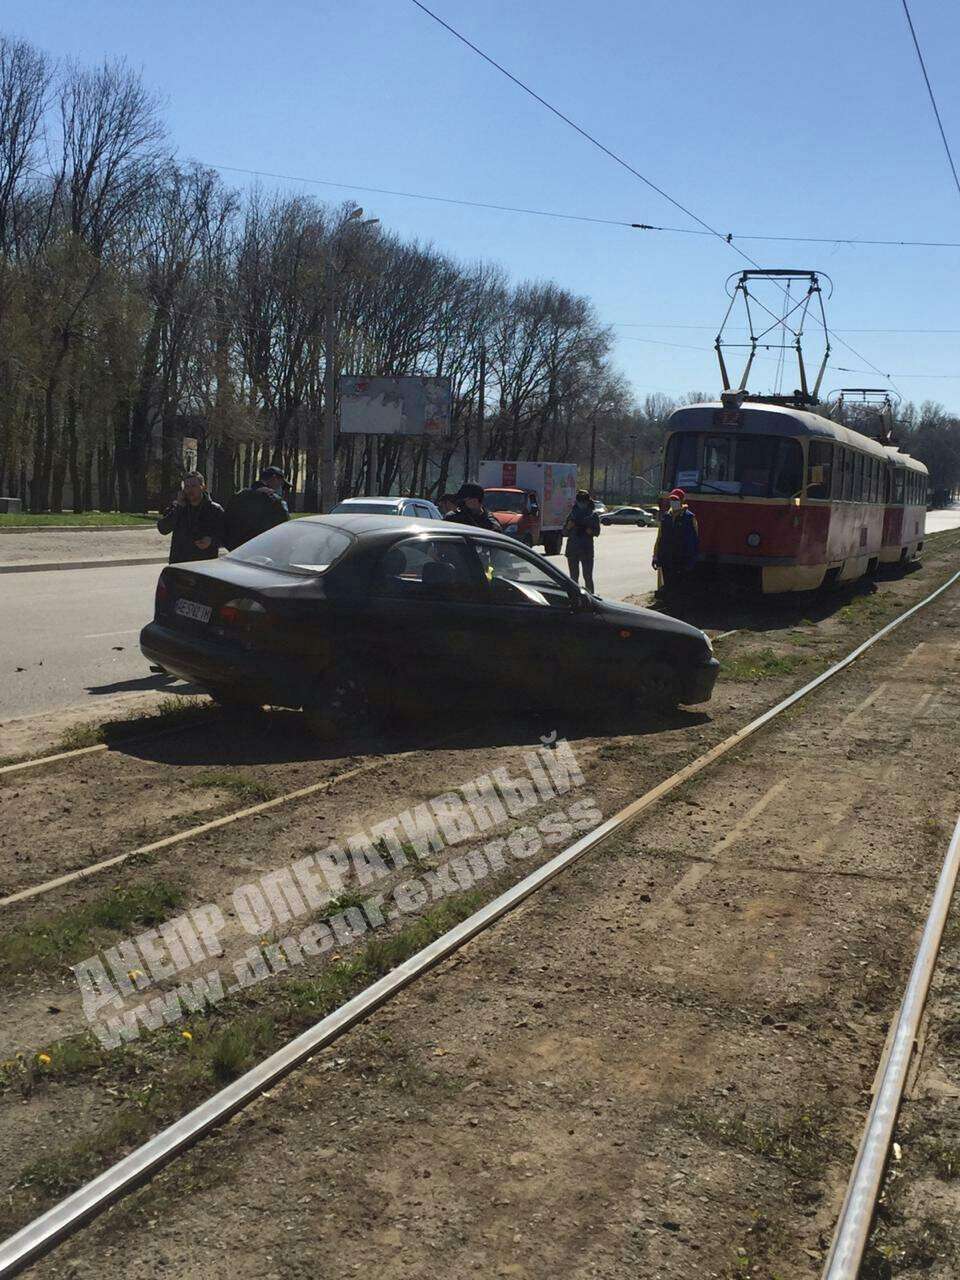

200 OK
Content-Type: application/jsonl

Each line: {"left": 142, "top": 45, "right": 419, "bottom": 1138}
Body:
{"left": 663, "top": 433, "right": 803, "bottom": 498}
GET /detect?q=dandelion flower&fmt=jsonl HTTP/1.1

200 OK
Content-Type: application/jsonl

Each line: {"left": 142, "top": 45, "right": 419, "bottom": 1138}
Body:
{"left": 181, "top": 1030, "right": 193, "bottom": 1041}
{"left": 37, "top": 1053, "right": 52, "bottom": 1066}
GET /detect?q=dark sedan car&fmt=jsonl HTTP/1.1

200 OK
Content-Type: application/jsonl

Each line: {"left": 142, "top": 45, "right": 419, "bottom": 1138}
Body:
{"left": 141, "top": 515, "right": 718, "bottom": 728}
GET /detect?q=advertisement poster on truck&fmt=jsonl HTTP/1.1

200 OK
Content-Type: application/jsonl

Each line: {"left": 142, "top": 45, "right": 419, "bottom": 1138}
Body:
{"left": 478, "top": 460, "right": 578, "bottom": 553}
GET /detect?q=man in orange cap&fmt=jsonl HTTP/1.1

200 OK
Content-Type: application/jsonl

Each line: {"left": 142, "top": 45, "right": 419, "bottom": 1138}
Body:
{"left": 652, "top": 488, "right": 699, "bottom": 595}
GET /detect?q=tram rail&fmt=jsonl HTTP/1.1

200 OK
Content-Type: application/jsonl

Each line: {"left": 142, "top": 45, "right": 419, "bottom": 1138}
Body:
{"left": 0, "top": 568, "right": 956, "bottom": 1277}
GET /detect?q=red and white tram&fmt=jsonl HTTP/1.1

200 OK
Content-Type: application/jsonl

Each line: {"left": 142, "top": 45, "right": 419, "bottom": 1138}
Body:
{"left": 660, "top": 393, "right": 928, "bottom": 593}
{"left": 881, "top": 446, "right": 927, "bottom": 566}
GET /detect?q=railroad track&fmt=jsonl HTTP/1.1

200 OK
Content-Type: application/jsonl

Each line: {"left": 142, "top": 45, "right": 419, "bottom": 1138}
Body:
{"left": 0, "top": 567, "right": 957, "bottom": 1278}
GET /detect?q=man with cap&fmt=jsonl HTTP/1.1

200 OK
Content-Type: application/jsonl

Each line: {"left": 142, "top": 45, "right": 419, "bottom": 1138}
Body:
{"left": 652, "top": 488, "right": 699, "bottom": 595}
{"left": 223, "top": 466, "right": 291, "bottom": 551}
{"left": 444, "top": 482, "right": 501, "bottom": 531}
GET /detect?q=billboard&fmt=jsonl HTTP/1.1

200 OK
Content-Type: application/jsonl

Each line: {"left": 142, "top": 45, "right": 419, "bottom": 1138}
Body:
{"left": 339, "top": 375, "right": 452, "bottom": 438}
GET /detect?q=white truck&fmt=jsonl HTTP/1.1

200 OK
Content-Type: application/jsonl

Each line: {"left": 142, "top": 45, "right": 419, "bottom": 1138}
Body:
{"left": 477, "top": 460, "right": 579, "bottom": 555}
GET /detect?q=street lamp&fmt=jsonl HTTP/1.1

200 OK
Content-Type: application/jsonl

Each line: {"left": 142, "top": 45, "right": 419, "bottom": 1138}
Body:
{"left": 321, "top": 208, "right": 380, "bottom": 512}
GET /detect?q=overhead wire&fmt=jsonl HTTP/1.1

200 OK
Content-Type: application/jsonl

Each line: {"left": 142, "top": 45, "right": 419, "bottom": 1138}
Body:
{"left": 899, "top": 0, "right": 960, "bottom": 204}
{"left": 408, "top": 0, "right": 906, "bottom": 397}
{"left": 205, "top": 163, "right": 960, "bottom": 249}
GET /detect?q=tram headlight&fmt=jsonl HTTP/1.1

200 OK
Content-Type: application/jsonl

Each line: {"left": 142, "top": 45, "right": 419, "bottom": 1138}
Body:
{"left": 746, "top": 531, "right": 761, "bottom": 548}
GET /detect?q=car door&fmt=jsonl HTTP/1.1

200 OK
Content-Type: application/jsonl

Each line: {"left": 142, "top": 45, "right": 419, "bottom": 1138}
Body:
{"left": 464, "top": 538, "right": 604, "bottom": 705}
{"left": 362, "top": 533, "right": 492, "bottom": 708}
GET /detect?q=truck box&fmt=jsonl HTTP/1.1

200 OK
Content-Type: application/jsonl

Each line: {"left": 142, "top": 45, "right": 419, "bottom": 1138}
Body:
{"left": 478, "top": 460, "right": 578, "bottom": 553}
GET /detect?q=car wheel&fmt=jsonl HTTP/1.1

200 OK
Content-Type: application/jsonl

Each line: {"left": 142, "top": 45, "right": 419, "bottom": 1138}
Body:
{"left": 542, "top": 531, "right": 562, "bottom": 555}
{"left": 601, "top": 518, "right": 611, "bottom": 526}
{"left": 520, "top": 532, "right": 534, "bottom": 547}
{"left": 302, "top": 661, "right": 374, "bottom": 739}
{"left": 633, "top": 659, "right": 679, "bottom": 710}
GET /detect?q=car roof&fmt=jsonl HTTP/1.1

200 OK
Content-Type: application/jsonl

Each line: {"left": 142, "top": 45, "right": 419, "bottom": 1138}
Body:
{"left": 296, "top": 513, "right": 516, "bottom": 546}
{"left": 334, "top": 496, "right": 406, "bottom": 507}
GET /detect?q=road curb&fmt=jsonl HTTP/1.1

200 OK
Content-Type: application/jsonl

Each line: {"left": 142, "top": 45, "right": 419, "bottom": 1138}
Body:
{"left": 0, "top": 523, "right": 157, "bottom": 534}
{"left": 0, "top": 557, "right": 167, "bottom": 574}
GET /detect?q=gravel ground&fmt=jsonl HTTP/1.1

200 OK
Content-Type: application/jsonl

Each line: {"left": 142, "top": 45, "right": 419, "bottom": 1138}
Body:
{"left": 0, "top": 537, "right": 954, "bottom": 1277}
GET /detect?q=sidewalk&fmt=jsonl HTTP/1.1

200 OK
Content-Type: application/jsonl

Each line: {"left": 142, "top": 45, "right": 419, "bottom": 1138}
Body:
{"left": 0, "top": 527, "right": 169, "bottom": 572}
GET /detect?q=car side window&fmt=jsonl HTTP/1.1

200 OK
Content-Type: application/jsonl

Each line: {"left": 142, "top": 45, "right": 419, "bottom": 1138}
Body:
{"left": 371, "top": 537, "right": 484, "bottom": 602}
{"left": 413, "top": 503, "right": 434, "bottom": 519}
{"left": 474, "top": 542, "right": 576, "bottom": 609}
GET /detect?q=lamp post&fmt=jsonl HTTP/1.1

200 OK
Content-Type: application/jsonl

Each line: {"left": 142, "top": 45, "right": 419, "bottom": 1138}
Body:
{"left": 321, "top": 207, "right": 379, "bottom": 513}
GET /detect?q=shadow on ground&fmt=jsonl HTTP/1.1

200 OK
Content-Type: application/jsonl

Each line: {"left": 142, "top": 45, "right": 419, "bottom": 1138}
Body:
{"left": 99, "top": 696, "right": 709, "bottom": 771}
{"left": 646, "top": 563, "right": 922, "bottom": 634}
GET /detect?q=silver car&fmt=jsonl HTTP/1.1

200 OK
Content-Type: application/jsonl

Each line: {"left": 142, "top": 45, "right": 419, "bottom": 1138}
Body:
{"left": 600, "top": 506, "right": 658, "bottom": 527}
{"left": 330, "top": 496, "right": 443, "bottom": 520}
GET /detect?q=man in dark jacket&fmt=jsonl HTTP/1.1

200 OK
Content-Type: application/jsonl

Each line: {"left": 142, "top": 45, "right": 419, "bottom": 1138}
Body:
{"left": 443, "top": 482, "right": 501, "bottom": 531}
{"left": 156, "top": 472, "right": 225, "bottom": 563}
{"left": 223, "top": 466, "right": 290, "bottom": 551}
{"left": 563, "top": 489, "right": 601, "bottom": 592}
{"left": 653, "top": 487, "right": 700, "bottom": 594}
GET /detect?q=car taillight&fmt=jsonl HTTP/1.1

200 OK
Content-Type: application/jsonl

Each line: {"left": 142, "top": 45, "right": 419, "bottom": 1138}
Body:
{"left": 155, "top": 575, "right": 170, "bottom": 612}
{"left": 218, "top": 597, "right": 269, "bottom": 627}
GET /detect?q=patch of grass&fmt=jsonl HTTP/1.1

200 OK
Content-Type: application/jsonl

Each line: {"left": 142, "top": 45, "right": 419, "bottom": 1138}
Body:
{"left": 922, "top": 1136, "right": 960, "bottom": 1180}
{"left": 0, "top": 880, "right": 185, "bottom": 975}
{"left": 685, "top": 1104, "right": 832, "bottom": 1182}
{"left": 57, "top": 721, "right": 107, "bottom": 751}
{"left": 17, "top": 1108, "right": 153, "bottom": 1196}
{"left": 187, "top": 770, "right": 276, "bottom": 804}
{"left": 721, "top": 648, "right": 814, "bottom": 682}
{"left": 209, "top": 1014, "right": 277, "bottom": 1082}
{"left": 864, "top": 1217, "right": 955, "bottom": 1275}
{"left": 0, "top": 512, "right": 155, "bottom": 527}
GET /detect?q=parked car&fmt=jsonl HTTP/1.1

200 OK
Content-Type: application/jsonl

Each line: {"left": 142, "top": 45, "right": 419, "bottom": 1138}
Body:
{"left": 330, "top": 496, "right": 442, "bottom": 520}
{"left": 141, "top": 516, "right": 718, "bottom": 731}
{"left": 600, "top": 506, "right": 659, "bottom": 527}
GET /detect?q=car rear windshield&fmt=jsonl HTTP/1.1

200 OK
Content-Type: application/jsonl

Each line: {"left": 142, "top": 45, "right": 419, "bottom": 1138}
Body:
{"left": 330, "top": 501, "right": 396, "bottom": 514}
{"left": 664, "top": 432, "right": 803, "bottom": 498}
{"left": 229, "top": 522, "right": 352, "bottom": 575}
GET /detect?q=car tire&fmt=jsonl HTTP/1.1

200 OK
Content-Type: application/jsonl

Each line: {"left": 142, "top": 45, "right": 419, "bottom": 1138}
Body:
{"left": 601, "top": 517, "right": 611, "bottom": 526}
{"left": 542, "top": 531, "right": 563, "bottom": 555}
{"left": 302, "top": 661, "right": 375, "bottom": 740}
{"left": 520, "top": 532, "right": 534, "bottom": 547}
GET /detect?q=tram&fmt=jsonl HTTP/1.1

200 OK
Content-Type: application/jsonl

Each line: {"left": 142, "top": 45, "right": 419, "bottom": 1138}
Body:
{"left": 659, "top": 272, "right": 929, "bottom": 593}
{"left": 881, "top": 445, "right": 928, "bottom": 565}
{"left": 660, "top": 394, "right": 894, "bottom": 592}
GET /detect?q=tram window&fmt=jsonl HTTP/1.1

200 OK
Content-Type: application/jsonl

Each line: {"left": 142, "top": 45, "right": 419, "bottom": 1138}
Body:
{"left": 770, "top": 439, "right": 803, "bottom": 497}
{"left": 735, "top": 435, "right": 772, "bottom": 495}
{"left": 851, "top": 453, "right": 863, "bottom": 501}
{"left": 703, "top": 435, "right": 734, "bottom": 485}
{"left": 806, "top": 441, "right": 832, "bottom": 499}
{"left": 871, "top": 460, "right": 881, "bottom": 503}
{"left": 840, "top": 450, "right": 854, "bottom": 500}
{"left": 893, "top": 472, "right": 905, "bottom": 504}
{"left": 664, "top": 433, "right": 699, "bottom": 489}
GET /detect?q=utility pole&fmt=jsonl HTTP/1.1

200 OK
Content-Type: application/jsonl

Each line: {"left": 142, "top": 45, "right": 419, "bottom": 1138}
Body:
{"left": 321, "top": 253, "right": 337, "bottom": 513}
{"left": 474, "top": 343, "right": 485, "bottom": 483}
{"left": 320, "top": 207, "right": 378, "bottom": 513}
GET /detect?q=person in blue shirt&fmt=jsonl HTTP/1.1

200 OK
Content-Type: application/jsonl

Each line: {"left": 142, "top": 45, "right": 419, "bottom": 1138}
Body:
{"left": 563, "top": 489, "right": 601, "bottom": 592}
{"left": 652, "top": 488, "right": 699, "bottom": 594}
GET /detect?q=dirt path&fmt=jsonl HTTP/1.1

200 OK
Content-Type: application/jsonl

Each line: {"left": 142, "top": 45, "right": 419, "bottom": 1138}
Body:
{"left": 5, "top": 565, "right": 955, "bottom": 1276}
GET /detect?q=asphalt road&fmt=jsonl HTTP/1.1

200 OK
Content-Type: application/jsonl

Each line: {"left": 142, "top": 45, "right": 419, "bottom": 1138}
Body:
{"left": 3, "top": 511, "right": 958, "bottom": 723}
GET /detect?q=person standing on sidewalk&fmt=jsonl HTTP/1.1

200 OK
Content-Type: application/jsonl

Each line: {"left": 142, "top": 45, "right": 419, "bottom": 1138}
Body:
{"left": 156, "top": 472, "right": 225, "bottom": 564}
{"left": 564, "top": 489, "right": 601, "bottom": 593}
{"left": 653, "top": 488, "right": 700, "bottom": 594}
{"left": 223, "top": 466, "right": 291, "bottom": 550}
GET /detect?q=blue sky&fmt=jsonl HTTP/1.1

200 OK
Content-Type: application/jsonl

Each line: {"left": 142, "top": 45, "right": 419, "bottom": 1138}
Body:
{"left": 6, "top": 0, "right": 960, "bottom": 408}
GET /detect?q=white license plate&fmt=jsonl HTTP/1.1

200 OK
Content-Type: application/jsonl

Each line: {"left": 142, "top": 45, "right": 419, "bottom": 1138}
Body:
{"left": 175, "top": 598, "right": 212, "bottom": 623}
